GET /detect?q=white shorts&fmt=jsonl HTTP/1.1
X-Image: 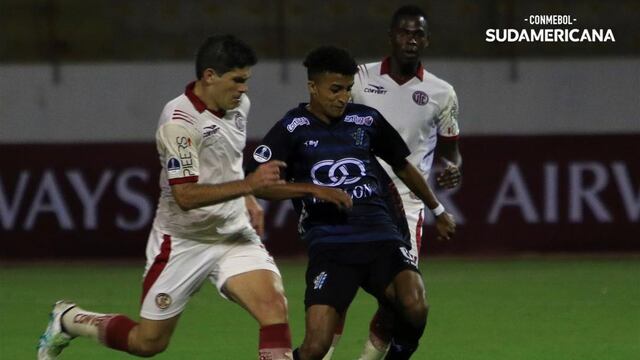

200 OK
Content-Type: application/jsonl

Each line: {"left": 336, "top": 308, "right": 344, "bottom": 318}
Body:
{"left": 140, "top": 228, "right": 281, "bottom": 320}
{"left": 402, "top": 194, "right": 426, "bottom": 260}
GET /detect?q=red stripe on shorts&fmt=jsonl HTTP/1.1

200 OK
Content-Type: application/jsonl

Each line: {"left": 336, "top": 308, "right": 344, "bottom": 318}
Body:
{"left": 416, "top": 209, "right": 424, "bottom": 254}
{"left": 141, "top": 234, "right": 172, "bottom": 304}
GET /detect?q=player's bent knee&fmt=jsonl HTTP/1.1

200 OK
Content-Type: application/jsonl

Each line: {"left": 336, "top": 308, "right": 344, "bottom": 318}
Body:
{"left": 133, "top": 339, "right": 170, "bottom": 357}
{"left": 255, "top": 292, "right": 289, "bottom": 324}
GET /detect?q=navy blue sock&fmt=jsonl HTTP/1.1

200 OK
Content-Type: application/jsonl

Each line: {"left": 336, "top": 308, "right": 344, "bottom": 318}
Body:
{"left": 384, "top": 338, "right": 418, "bottom": 360}
{"left": 293, "top": 348, "right": 301, "bottom": 360}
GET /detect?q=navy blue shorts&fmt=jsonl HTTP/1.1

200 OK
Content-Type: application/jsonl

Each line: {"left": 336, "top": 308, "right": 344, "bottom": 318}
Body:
{"left": 304, "top": 241, "right": 420, "bottom": 313}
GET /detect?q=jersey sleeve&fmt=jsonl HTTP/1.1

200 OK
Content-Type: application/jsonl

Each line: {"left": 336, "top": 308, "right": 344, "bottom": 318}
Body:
{"left": 350, "top": 65, "right": 366, "bottom": 104}
{"left": 437, "top": 88, "right": 460, "bottom": 139}
{"left": 157, "top": 122, "right": 201, "bottom": 185}
{"left": 371, "top": 111, "right": 411, "bottom": 168}
{"left": 246, "top": 122, "right": 292, "bottom": 176}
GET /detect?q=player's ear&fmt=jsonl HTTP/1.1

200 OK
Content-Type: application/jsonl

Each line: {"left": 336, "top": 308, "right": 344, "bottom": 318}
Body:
{"left": 203, "top": 68, "right": 219, "bottom": 83}
{"left": 307, "top": 80, "right": 317, "bottom": 96}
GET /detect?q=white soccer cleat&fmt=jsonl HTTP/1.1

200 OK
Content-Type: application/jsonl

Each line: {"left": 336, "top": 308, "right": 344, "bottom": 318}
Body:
{"left": 37, "top": 300, "right": 76, "bottom": 359}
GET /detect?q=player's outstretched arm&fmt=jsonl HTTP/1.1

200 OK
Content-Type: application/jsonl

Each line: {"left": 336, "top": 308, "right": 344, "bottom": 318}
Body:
{"left": 171, "top": 161, "right": 286, "bottom": 211}
{"left": 393, "top": 161, "right": 456, "bottom": 240}
{"left": 253, "top": 183, "right": 352, "bottom": 210}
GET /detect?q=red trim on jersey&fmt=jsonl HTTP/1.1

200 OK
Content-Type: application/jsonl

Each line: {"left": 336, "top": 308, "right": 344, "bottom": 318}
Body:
{"left": 380, "top": 57, "right": 424, "bottom": 81}
{"left": 171, "top": 115, "right": 195, "bottom": 124}
{"left": 141, "top": 234, "right": 172, "bottom": 304}
{"left": 438, "top": 134, "right": 460, "bottom": 141}
{"left": 168, "top": 176, "right": 198, "bottom": 185}
{"left": 184, "top": 82, "right": 226, "bottom": 117}
{"left": 416, "top": 209, "right": 424, "bottom": 253}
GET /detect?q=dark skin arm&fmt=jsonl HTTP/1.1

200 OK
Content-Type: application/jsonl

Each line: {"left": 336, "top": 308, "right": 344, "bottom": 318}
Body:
{"left": 435, "top": 138, "right": 462, "bottom": 189}
{"left": 393, "top": 160, "right": 456, "bottom": 241}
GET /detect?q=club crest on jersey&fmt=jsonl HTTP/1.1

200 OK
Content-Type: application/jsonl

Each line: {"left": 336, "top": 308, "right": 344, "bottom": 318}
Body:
{"left": 167, "top": 157, "right": 181, "bottom": 175}
{"left": 286, "top": 117, "right": 310, "bottom": 132}
{"left": 412, "top": 90, "right": 429, "bottom": 106}
{"left": 351, "top": 128, "right": 366, "bottom": 147}
{"left": 155, "top": 293, "right": 172, "bottom": 309}
{"left": 253, "top": 145, "right": 272, "bottom": 163}
{"left": 364, "top": 84, "right": 388, "bottom": 94}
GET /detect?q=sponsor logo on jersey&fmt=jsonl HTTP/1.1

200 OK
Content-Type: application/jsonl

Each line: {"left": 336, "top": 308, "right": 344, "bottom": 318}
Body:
{"left": 399, "top": 246, "right": 418, "bottom": 266}
{"left": 313, "top": 271, "right": 328, "bottom": 290}
{"left": 167, "top": 157, "right": 181, "bottom": 175}
{"left": 311, "top": 158, "right": 366, "bottom": 187}
{"left": 344, "top": 115, "right": 374, "bottom": 126}
{"left": 304, "top": 140, "right": 319, "bottom": 148}
{"left": 286, "top": 117, "right": 310, "bottom": 132}
{"left": 202, "top": 125, "right": 220, "bottom": 138}
{"left": 253, "top": 145, "right": 272, "bottom": 163}
{"left": 364, "top": 84, "right": 388, "bottom": 95}
{"left": 412, "top": 90, "right": 429, "bottom": 106}
{"left": 234, "top": 113, "right": 246, "bottom": 132}
{"left": 155, "top": 293, "right": 172, "bottom": 309}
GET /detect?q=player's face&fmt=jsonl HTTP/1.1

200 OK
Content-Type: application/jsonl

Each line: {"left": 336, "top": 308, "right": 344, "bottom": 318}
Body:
{"left": 308, "top": 72, "right": 353, "bottom": 119}
{"left": 389, "top": 15, "right": 428, "bottom": 65}
{"left": 210, "top": 66, "right": 252, "bottom": 110}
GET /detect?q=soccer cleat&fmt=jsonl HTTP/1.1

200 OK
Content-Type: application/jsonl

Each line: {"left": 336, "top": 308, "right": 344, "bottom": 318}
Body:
{"left": 37, "top": 300, "right": 76, "bottom": 359}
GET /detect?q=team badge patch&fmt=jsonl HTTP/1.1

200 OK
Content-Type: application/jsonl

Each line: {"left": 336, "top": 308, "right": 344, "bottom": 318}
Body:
{"left": 155, "top": 293, "right": 172, "bottom": 309}
{"left": 167, "top": 157, "right": 181, "bottom": 175}
{"left": 412, "top": 90, "right": 429, "bottom": 106}
{"left": 253, "top": 145, "right": 272, "bottom": 163}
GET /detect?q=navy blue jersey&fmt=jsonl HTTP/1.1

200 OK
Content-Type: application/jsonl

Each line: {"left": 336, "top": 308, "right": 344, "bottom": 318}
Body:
{"left": 248, "top": 103, "right": 411, "bottom": 248}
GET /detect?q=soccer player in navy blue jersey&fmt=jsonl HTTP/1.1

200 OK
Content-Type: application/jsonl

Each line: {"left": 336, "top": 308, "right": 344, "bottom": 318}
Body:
{"left": 248, "top": 46, "right": 455, "bottom": 360}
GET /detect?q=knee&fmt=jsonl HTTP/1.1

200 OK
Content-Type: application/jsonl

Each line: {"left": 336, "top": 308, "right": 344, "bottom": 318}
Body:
{"left": 132, "top": 336, "right": 170, "bottom": 357}
{"left": 397, "top": 295, "right": 428, "bottom": 327}
{"left": 301, "top": 338, "right": 332, "bottom": 360}
{"left": 255, "top": 291, "right": 289, "bottom": 325}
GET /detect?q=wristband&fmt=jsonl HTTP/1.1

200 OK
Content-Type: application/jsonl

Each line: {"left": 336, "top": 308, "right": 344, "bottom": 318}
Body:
{"left": 431, "top": 203, "right": 445, "bottom": 217}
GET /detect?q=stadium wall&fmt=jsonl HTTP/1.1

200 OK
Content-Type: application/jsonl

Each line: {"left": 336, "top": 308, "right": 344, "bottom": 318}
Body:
{"left": 1, "top": 60, "right": 638, "bottom": 258}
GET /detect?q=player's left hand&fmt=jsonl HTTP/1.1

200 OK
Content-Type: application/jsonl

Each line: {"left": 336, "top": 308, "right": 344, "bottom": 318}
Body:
{"left": 245, "top": 195, "right": 265, "bottom": 237}
{"left": 434, "top": 211, "right": 456, "bottom": 241}
{"left": 436, "top": 159, "right": 462, "bottom": 189}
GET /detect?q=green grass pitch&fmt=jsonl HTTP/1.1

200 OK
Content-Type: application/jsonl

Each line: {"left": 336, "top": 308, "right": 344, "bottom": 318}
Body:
{"left": 1, "top": 257, "right": 638, "bottom": 359}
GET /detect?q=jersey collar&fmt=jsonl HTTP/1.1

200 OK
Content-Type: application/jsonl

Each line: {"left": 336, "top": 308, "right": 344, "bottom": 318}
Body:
{"left": 380, "top": 57, "right": 424, "bottom": 82}
{"left": 184, "top": 81, "right": 226, "bottom": 117}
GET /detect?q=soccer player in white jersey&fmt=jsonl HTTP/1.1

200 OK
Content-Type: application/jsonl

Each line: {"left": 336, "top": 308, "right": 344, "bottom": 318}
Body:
{"left": 322, "top": 5, "right": 463, "bottom": 360}
{"left": 37, "top": 35, "right": 350, "bottom": 360}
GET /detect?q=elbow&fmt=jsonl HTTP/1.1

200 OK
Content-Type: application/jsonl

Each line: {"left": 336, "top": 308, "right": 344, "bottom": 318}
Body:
{"left": 171, "top": 184, "right": 198, "bottom": 211}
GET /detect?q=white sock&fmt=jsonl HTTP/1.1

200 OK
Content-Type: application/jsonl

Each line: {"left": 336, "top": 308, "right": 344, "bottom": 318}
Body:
{"left": 61, "top": 306, "right": 111, "bottom": 340}
{"left": 321, "top": 333, "right": 341, "bottom": 360}
{"left": 358, "top": 336, "right": 390, "bottom": 360}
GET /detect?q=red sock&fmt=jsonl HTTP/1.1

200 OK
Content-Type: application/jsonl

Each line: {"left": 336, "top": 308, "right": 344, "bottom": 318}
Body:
{"left": 98, "top": 315, "right": 137, "bottom": 352}
{"left": 259, "top": 323, "right": 292, "bottom": 360}
{"left": 370, "top": 310, "right": 392, "bottom": 343}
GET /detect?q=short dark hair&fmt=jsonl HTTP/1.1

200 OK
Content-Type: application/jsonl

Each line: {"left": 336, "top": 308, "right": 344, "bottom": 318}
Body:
{"left": 195, "top": 35, "right": 257, "bottom": 78}
{"left": 390, "top": 5, "right": 428, "bottom": 29}
{"left": 303, "top": 46, "right": 358, "bottom": 80}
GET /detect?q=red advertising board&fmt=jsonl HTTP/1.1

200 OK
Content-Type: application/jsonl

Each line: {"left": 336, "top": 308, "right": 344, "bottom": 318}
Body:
{"left": 1, "top": 135, "right": 638, "bottom": 259}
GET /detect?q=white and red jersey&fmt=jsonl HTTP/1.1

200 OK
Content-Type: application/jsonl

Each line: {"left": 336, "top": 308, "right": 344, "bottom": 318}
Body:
{"left": 352, "top": 58, "right": 460, "bottom": 195}
{"left": 152, "top": 82, "right": 259, "bottom": 244}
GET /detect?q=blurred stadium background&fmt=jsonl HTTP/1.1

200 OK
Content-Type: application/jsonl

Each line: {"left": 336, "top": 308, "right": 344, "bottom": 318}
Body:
{"left": 1, "top": 0, "right": 639, "bottom": 359}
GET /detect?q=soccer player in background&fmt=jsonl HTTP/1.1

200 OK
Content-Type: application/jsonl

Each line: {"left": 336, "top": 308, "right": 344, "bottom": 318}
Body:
{"left": 324, "top": 5, "right": 464, "bottom": 360}
{"left": 247, "top": 45, "right": 456, "bottom": 360}
{"left": 37, "top": 34, "right": 349, "bottom": 360}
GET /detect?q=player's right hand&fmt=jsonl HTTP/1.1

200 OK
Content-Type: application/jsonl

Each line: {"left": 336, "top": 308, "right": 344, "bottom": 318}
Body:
{"left": 312, "top": 187, "right": 353, "bottom": 210}
{"left": 246, "top": 161, "right": 287, "bottom": 191}
{"left": 434, "top": 211, "right": 456, "bottom": 241}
